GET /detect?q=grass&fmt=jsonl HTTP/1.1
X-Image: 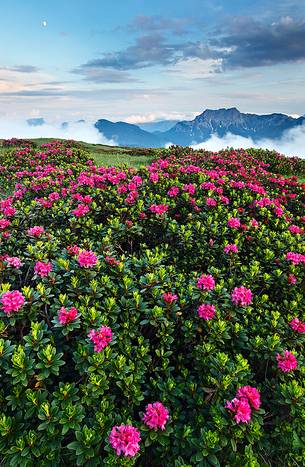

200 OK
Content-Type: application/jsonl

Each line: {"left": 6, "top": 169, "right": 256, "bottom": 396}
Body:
{"left": 0, "top": 138, "right": 160, "bottom": 168}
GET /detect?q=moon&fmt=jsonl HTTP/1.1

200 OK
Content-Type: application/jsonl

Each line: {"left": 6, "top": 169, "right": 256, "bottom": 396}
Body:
{"left": 42, "top": 20, "right": 47, "bottom": 27}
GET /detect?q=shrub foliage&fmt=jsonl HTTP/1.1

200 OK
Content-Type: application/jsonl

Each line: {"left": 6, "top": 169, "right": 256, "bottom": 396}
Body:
{"left": 0, "top": 140, "right": 305, "bottom": 466}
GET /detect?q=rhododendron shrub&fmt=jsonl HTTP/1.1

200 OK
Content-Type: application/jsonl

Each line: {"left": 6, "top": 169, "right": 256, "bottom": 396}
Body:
{"left": 0, "top": 142, "right": 304, "bottom": 465}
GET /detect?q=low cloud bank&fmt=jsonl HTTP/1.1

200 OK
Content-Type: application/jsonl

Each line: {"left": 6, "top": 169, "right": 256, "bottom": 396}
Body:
{"left": 192, "top": 125, "right": 305, "bottom": 159}
{"left": 0, "top": 119, "right": 116, "bottom": 145}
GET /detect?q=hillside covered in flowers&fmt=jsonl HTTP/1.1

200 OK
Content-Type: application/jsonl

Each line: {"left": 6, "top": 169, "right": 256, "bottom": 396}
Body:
{"left": 0, "top": 139, "right": 305, "bottom": 466}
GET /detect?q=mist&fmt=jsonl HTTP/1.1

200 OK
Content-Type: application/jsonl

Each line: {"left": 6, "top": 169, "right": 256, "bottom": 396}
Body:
{"left": 192, "top": 124, "right": 305, "bottom": 159}
{"left": 0, "top": 119, "right": 116, "bottom": 146}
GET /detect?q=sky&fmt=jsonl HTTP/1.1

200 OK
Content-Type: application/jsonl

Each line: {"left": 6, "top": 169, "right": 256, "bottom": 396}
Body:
{"left": 0, "top": 0, "right": 305, "bottom": 124}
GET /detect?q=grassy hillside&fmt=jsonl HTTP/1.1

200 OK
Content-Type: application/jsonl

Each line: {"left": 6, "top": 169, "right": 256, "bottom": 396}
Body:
{"left": 0, "top": 138, "right": 160, "bottom": 168}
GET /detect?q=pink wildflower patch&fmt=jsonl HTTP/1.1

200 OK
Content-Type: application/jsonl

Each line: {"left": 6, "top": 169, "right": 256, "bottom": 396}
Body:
{"left": 27, "top": 226, "right": 45, "bottom": 237}
{"left": 88, "top": 326, "right": 112, "bottom": 352}
{"left": 1, "top": 290, "right": 25, "bottom": 315}
{"left": 198, "top": 304, "right": 216, "bottom": 320}
{"left": 0, "top": 219, "right": 11, "bottom": 230}
{"left": 142, "top": 402, "right": 169, "bottom": 430}
{"left": 224, "top": 244, "right": 238, "bottom": 254}
{"left": 231, "top": 286, "right": 252, "bottom": 307}
{"left": 236, "top": 386, "right": 261, "bottom": 410}
{"left": 289, "top": 318, "right": 305, "bottom": 333}
{"left": 285, "top": 252, "right": 305, "bottom": 265}
{"left": 197, "top": 274, "right": 215, "bottom": 291}
{"left": 77, "top": 250, "right": 98, "bottom": 268}
{"left": 34, "top": 261, "right": 52, "bottom": 277}
{"left": 227, "top": 217, "right": 241, "bottom": 229}
{"left": 225, "top": 397, "right": 252, "bottom": 424}
{"left": 162, "top": 292, "right": 178, "bottom": 304}
{"left": 4, "top": 256, "right": 23, "bottom": 268}
{"left": 58, "top": 306, "right": 78, "bottom": 325}
{"left": 109, "top": 425, "right": 141, "bottom": 457}
{"left": 149, "top": 204, "right": 169, "bottom": 215}
{"left": 288, "top": 274, "right": 297, "bottom": 285}
{"left": 167, "top": 186, "right": 179, "bottom": 197}
{"left": 72, "top": 204, "right": 90, "bottom": 217}
{"left": 276, "top": 350, "right": 298, "bottom": 373}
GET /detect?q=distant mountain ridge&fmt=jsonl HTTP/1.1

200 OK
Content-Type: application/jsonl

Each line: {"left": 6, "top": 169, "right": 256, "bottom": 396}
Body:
{"left": 94, "top": 108, "right": 305, "bottom": 148}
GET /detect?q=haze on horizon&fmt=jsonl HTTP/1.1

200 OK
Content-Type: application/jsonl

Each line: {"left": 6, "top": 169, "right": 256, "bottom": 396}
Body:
{"left": 0, "top": 0, "right": 304, "bottom": 126}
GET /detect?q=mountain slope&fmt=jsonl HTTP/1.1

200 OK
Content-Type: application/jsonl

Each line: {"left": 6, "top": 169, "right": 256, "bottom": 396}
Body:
{"left": 94, "top": 108, "right": 305, "bottom": 148}
{"left": 163, "top": 108, "right": 305, "bottom": 145}
{"left": 94, "top": 119, "right": 163, "bottom": 148}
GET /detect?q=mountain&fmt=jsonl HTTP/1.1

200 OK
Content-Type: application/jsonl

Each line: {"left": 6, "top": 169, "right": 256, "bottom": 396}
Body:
{"left": 27, "top": 118, "right": 45, "bottom": 126}
{"left": 138, "top": 120, "right": 179, "bottom": 133}
{"left": 94, "top": 119, "right": 163, "bottom": 147}
{"left": 162, "top": 108, "right": 305, "bottom": 145}
{"left": 94, "top": 108, "right": 305, "bottom": 148}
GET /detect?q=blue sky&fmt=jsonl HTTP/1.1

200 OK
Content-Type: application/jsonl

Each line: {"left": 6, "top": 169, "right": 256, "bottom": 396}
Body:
{"left": 0, "top": 0, "right": 304, "bottom": 123}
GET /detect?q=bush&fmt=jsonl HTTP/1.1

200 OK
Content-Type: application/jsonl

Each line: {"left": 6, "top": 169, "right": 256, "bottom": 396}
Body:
{"left": 1, "top": 138, "right": 37, "bottom": 148}
{"left": 0, "top": 143, "right": 304, "bottom": 466}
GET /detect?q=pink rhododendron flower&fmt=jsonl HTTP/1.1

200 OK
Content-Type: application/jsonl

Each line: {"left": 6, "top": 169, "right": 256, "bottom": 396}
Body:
{"left": 27, "top": 226, "right": 45, "bottom": 237}
{"left": 225, "top": 397, "right": 252, "bottom": 424}
{"left": 227, "top": 217, "right": 241, "bottom": 229}
{"left": 236, "top": 386, "right": 261, "bottom": 410}
{"left": 142, "top": 402, "right": 169, "bottom": 430}
{"left": 167, "top": 186, "right": 179, "bottom": 197}
{"left": 289, "top": 318, "right": 305, "bottom": 333}
{"left": 72, "top": 204, "right": 90, "bottom": 217}
{"left": 224, "top": 244, "right": 238, "bottom": 254}
{"left": 58, "top": 306, "right": 78, "bottom": 324}
{"left": 67, "top": 245, "right": 80, "bottom": 255}
{"left": 162, "top": 292, "right": 178, "bottom": 304}
{"left": 77, "top": 250, "right": 98, "bottom": 268}
{"left": 49, "top": 192, "right": 60, "bottom": 201}
{"left": 0, "top": 219, "right": 11, "bottom": 230}
{"left": 288, "top": 274, "right": 297, "bottom": 285}
{"left": 198, "top": 303, "right": 216, "bottom": 320}
{"left": 149, "top": 173, "right": 159, "bottom": 183}
{"left": 286, "top": 252, "right": 305, "bottom": 265}
{"left": 206, "top": 197, "right": 217, "bottom": 206}
{"left": 109, "top": 425, "right": 141, "bottom": 457}
{"left": 2, "top": 207, "right": 16, "bottom": 217}
{"left": 4, "top": 256, "right": 23, "bottom": 268}
{"left": 276, "top": 350, "right": 298, "bottom": 373}
{"left": 231, "top": 286, "right": 252, "bottom": 307}
{"left": 1, "top": 290, "right": 25, "bottom": 315}
{"left": 197, "top": 274, "right": 215, "bottom": 290}
{"left": 149, "top": 204, "right": 169, "bottom": 215}
{"left": 288, "top": 225, "right": 304, "bottom": 235}
{"left": 88, "top": 326, "right": 112, "bottom": 352}
{"left": 250, "top": 219, "right": 259, "bottom": 228}
{"left": 34, "top": 261, "right": 52, "bottom": 277}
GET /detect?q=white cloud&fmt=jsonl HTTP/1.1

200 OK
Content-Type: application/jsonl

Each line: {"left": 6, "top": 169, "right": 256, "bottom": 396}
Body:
{"left": 192, "top": 124, "right": 305, "bottom": 158}
{"left": 0, "top": 119, "right": 116, "bottom": 145}
{"left": 125, "top": 111, "right": 196, "bottom": 124}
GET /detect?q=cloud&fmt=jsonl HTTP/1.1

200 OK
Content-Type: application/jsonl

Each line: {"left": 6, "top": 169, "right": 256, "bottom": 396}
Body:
{"left": 0, "top": 65, "right": 39, "bottom": 73}
{"left": 76, "top": 33, "right": 213, "bottom": 73}
{"left": 76, "top": 15, "right": 305, "bottom": 75}
{"left": 0, "top": 119, "right": 116, "bottom": 145}
{"left": 214, "top": 16, "right": 305, "bottom": 69}
{"left": 125, "top": 111, "right": 196, "bottom": 124}
{"left": 71, "top": 66, "right": 139, "bottom": 83}
{"left": 192, "top": 124, "right": 305, "bottom": 158}
{"left": 128, "top": 15, "right": 194, "bottom": 36}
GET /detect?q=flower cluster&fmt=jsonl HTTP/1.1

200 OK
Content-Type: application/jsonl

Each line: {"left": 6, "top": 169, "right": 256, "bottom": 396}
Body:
{"left": 226, "top": 386, "right": 261, "bottom": 424}
{"left": 88, "top": 326, "right": 113, "bottom": 352}
{"left": 0, "top": 290, "right": 25, "bottom": 315}
{"left": 231, "top": 286, "right": 253, "bottom": 307}
{"left": 58, "top": 306, "right": 79, "bottom": 324}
